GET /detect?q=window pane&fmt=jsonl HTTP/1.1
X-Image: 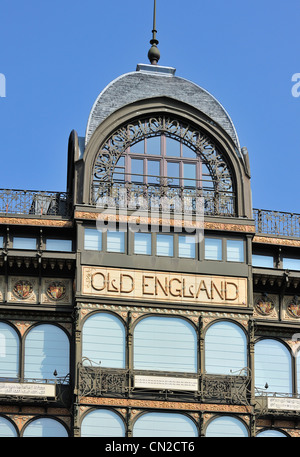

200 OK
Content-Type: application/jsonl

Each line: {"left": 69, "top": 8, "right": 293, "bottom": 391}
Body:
{"left": 257, "top": 430, "right": 286, "bottom": 437}
{"left": 182, "top": 144, "right": 195, "bottom": 158}
{"left": 107, "top": 231, "right": 125, "bottom": 253}
{"left": 146, "top": 136, "right": 161, "bottom": 155}
{"left": 133, "top": 413, "right": 198, "bottom": 437}
{"left": 0, "top": 236, "right": 3, "bottom": 248}
{"left": 165, "top": 137, "right": 180, "bottom": 157}
{"left": 147, "top": 160, "right": 160, "bottom": 184}
{"left": 252, "top": 254, "right": 273, "bottom": 268}
{"left": 255, "top": 339, "right": 292, "bottom": 394}
{"left": 23, "top": 418, "right": 68, "bottom": 437}
{"left": 13, "top": 237, "right": 36, "bottom": 250}
{"left": 134, "top": 317, "right": 197, "bottom": 372}
{"left": 283, "top": 258, "right": 300, "bottom": 271}
{"left": 131, "top": 159, "right": 144, "bottom": 182}
{"left": 227, "top": 240, "right": 244, "bottom": 262}
{"left": 183, "top": 163, "right": 196, "bottom": 187}
{"left": 178, "top": 235, "right": 196, "bottom": 258}
{"left": 206, "top": 416, "right": 248, "bottom": 437}
{"left": 156, "top": 234, "right": 173, "bottom": 256}
{"left": 0, "top": 417, "right": 17, "bottom": 437}
{"left": 46, "top": 239, "right": 72, "bottom": 252}
{"left": 24, "top": 324, "right": 69, "bottom": 380}
{"left": 81, "top": 410, "right": 125, "bottom": 437}
{"left": 205, "top": 321, "right": 247, "bottom": 375}
{"left": 84, "top": 228, "right": 102, "bottom": 251}
{"left": 167, "top": 162, "right": 179, "bottom": 186}
{"left": 134, "top": 232, "right": 151, "bottom": 255}
{"left": 205, "top": 238, "right": 222, "bottom": 261}
{"left": 82, "top": 313, "right": 125, "bottom": 368}
{"left": 0, "top": 323, "right": 19, "bottom": 379}
{"left": 130, "top": 141, "right": 144, "bottom": 154}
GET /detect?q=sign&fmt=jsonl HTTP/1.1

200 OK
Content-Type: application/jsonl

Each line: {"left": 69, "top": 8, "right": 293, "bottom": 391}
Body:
{"left": 134, "top": 375, "right": 198, "bottom": 391}
{"left": 82, "top": 267, "right": 247, "bottom": 306}
{"left": 267, "top": 397, "right": 300, "bottom": 411}
{"left": 0, "top": 382, "right": 56, "bottom": 398}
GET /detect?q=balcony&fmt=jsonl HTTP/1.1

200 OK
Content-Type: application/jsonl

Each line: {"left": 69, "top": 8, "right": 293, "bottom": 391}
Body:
{"left": 254, "top": 209, "right": 300, "bottom": 238}
{"left": 0, "top": 188, "right": 72, "bottom": 218}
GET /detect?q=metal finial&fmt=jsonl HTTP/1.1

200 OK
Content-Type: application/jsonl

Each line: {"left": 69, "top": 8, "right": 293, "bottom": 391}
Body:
{"left": 148, "top": 0, "right": 160, "bottom": 65}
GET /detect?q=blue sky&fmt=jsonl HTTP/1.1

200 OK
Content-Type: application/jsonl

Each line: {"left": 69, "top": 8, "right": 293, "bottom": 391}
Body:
{"left": 0, "top": 0, "right": 299, "bottom": 213}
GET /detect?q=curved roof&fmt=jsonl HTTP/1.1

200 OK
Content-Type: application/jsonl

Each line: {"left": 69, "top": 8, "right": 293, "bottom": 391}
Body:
{"left": 85, "top": 64, "right": 240, "bottom": 150}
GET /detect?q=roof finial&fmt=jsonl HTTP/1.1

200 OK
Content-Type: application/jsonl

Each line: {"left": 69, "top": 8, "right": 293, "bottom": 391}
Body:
{"left": 148, "top": 0, "right": 160, "bottom": 65}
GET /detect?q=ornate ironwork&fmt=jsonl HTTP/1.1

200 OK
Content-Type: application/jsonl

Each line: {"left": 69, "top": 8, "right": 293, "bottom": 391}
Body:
{"left": 254, "top": 208, "right": 300, "bottom": 238}
{"left": 0, "top": 188, "right": 72, "bottom": 217}
{"left": 92, "top": 116, "right": 235, "bottom": 216}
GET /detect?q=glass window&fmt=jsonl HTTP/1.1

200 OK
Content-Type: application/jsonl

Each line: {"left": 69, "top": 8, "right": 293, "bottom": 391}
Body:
{"left": 24, "top": 324, "right": 70, "bottom": 381}
{"left": 23, "top": 418, "right": 68, "bottom": 437}
{"left": 81, "top": 410, "right": 125, "bottom": 437}
{"left": 134, "top": 232, "right": 151, "bottom": 255}
{"left": 82, "top": 313, "right": 125, "bottom": 368}
{"left": 147, "top": 160, "right": 160, "bottom": 184}
{"left": 107, "top": 231, "right": 125, "bottom": 253}
{"left": 0, "top": 417, "right": 17, "bottom": 437}
{"left": 0, "top": 323, "right": 19, "bottom": 379}
{"left": 166, "top": 137, "right": 180, "bottom": 157}
{"left": 130, "top": 141, "right": 144, "bottom": 154}
{"left": 183, "top": 163, "right": 196, "bottom": 187}
{"left": 13, "top": 237, "right": 36, "bottom": 250}
{"left": 131, "top": 158, "right": 144, "bottom": 183}
{"left": 205, "top": 238, "right": 222, "bottom": 261}
{"left": 254, "top": 339, "right": 292, "bottom": 394}
{"left": 227, "top": 240, "right": 244, "bottom": 262}
{"left": 156, "top": 234, "right": 173, "bottom": 257}
{"left": 133, "top": 412, "right": 198, "bottom": 437}
{"left": 146, "top": 136, "right": 161, "bottom": 155}
{"left": 46, "top": 239, "right": 72, "bottom": 252}
{"left": 84, "top": 228, "right": 102, "bottom": 251}
{"left": 257, "top": 429, "right": 286, "bottom": 437}
{"left": 178, "top": 235, "right": 196, "bottom": 258}
{"left": 252, "top": 254, "right": 273, "bottom": 268}
{"left": 205, "top": 416, "right": 248, "bottom": 437}
{"left": 283, "top": 258, "right": 300, "bottom": 271}
{"left": 205, "top": 321, "right": 247, "bottom": 375}
{"left": 0, "top": 236, "right": 3, "bottom": 248}
{"left": 134, "top": 316, "right": 197, "bottom": 373}
{"left": 167, "top": 162, "right": 180, "bottom": 186}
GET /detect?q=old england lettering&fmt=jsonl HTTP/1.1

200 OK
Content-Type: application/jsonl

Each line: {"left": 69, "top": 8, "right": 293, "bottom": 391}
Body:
{"left": 82, "top": 267, "right": 247, "bottom": 306}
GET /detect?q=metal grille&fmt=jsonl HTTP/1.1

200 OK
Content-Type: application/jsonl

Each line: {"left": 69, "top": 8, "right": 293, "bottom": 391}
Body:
{"left": 254, "top": 209, "right": 300, "bottom": 238}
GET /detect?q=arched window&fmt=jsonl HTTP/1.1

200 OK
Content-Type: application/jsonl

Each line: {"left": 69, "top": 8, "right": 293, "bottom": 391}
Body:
{"left": 205, "top": 416, "right": 248, "bottom": 437}
{"left": 0, "top": 322, "right": 19, "bottom": 380}
{"left": 133, "top": 316, "right": 197, "bottom": 372}
{"left": 205, "top": 321, "right": 247, "bottom": 375}
{"left": 81, "top": 409, "right": 125, "bottom": 437}
{"left": 0, "top": 416, "right": 18, "bottom": 437}
{"left": 133, "top": 412, "right": 198, "bottom": 437}
{"left": 256, "top": 429, "right": 287, "bottom": 437}
{"left": 254, "top": 339, "right": 292, "bottom": 394}
{"left": 92, "top": 117, "right": 235, "bottom": 216}
{"left": 23, "top": 418, "right": 68, "bottom": 437}
{"left": 82, "top": 313, "right": 125, "bottom": 368}
{"left": 24, "top": 324, "right": 70, "bottom": 381}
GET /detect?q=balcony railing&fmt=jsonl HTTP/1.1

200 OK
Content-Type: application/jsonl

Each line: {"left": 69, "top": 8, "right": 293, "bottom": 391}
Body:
{"left": 0, "top": 189, "right": 72, "bottom": 217}
{"left": 254, "top": 209, "right": 300, "bottom": 238}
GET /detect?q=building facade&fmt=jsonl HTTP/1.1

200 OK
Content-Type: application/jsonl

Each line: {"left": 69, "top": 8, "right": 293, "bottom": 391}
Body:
{"left": 0, "top": 59, "right": 300, "bottom": 438}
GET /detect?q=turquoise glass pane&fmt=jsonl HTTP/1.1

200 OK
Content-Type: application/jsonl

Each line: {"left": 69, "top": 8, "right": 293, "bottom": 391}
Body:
{"left": 133, "top": 412, "right": 198, "bottom": 437}
{"left": 255, "top": 339, "right": 292, "bottom": 394}
{"left": 81, "top": 410, "right": 125, "bottom": 437}
{"left": 206, "top": 416, "right": 248, "bottom": 437}
{"left": 205, "top": 321, "right": 247, "bottom": 375}
{"left": 134, "top": 232, "right": 151, "bottom": 255}
{"left": 134, "top": 317, "right": 197, "bottom": 372}
{"left": 0, "top": 417, "right": 17, "bottom": 437}
{"left": 0, "top": 323, "right": 19, "bottom": 379}
{"left": 23, "top": 418, "right": 68, "bottom": 437}
{"left": 24, "top": 324, "right": 69, "bottom": 380}
{"left": 82, "top": 313, "right": 125, "bottom": 368}
{"left": 84, "top": 228, "right": 102, "bottom": 251}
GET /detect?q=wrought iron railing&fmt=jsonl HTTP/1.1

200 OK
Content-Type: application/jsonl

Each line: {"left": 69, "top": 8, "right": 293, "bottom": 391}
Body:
{"left": 254, "top": 209, "right": 300, "bottom": 238}
{"left": 92, "top": 181, "right": 236, "bottom": 217}
{"left": 0, "top": 189, "right": 72, "bottom": 217}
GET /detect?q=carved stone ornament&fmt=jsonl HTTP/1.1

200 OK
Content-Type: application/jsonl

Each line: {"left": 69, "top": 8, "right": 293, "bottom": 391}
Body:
{"left": 13, "top": 280, "right": 33, "bottom": 300}
{"left": 255, "top": 296, "right": 274, "bottom": 316}
{"left": 287, "top": 299, "right": 300, "bottom": 318}
{"left": 46, "top": 281, "right": 66, "bottom": 301}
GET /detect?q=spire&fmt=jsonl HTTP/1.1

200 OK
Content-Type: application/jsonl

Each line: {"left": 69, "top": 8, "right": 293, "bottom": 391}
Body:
{"left": 148, "top": 0, "right": 160, "bottom": 65}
